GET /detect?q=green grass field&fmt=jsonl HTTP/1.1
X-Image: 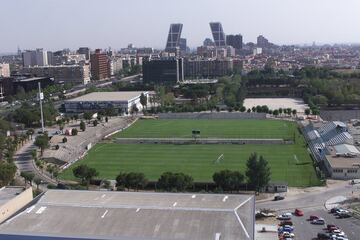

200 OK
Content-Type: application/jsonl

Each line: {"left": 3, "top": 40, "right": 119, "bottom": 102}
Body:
{"left": 60, "top": 143, "right": 320, "bottom": 187}
{"left": 113, "top": 119, "right": 296, "bottom": 139}
{"left": 60, "top": 119, "right": 321, "bottom": 187}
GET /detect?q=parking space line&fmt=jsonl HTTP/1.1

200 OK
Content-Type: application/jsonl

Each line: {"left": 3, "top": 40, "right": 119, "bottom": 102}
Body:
{"left": 101, "top": 209, "right": 108, "bottom": 218}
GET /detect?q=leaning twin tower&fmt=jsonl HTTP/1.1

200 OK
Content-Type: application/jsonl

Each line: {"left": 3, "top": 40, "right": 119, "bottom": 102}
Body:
{"left": 165, "top": 22, "right": 226, "bottom": 52}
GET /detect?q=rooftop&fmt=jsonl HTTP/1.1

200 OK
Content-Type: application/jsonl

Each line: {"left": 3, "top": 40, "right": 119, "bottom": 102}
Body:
{"left": 326, "top": 145, "right": 360, "bottom": 169}
{"left": 0, "top": 187, "right": 26, "bottom": 206}
{"left": 66, "top": 92, "right": 147, "bottom": 103}
{"left": 0, "top": 190, "right": 255, "bottom": 240}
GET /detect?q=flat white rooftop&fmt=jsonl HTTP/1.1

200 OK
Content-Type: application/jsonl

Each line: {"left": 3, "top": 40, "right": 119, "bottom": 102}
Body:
{"left": 0, "top": 190, "right": 255, "bottom": 240}
{"left": 66, "top": 91, "right": 147, "bottom": 102}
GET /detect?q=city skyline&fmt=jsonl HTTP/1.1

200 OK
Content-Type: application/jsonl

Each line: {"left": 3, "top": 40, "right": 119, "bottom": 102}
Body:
{"left": 1, "top": 0, "right": 360, "bottom": 53}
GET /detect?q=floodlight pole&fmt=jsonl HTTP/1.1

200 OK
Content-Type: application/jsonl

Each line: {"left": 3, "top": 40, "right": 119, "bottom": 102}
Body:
{"left": 38, "top": 82, "right": 45, "bottom": 133}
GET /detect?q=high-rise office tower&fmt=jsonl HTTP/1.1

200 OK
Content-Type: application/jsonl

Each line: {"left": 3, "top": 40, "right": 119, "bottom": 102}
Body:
{"left": 90, "top": 49, "right": 109, "bottom": 80}
{"left": 226, "top": 34, "right": 243, "bottom": 50}
{"left": 165, "top": 23, "right": 183, "bottom": 53}
{"left": 209, "top": 22, "right": 226, "bottom": 47}
{"left": 179, "top": 38, "right": 187, "bottom": 53}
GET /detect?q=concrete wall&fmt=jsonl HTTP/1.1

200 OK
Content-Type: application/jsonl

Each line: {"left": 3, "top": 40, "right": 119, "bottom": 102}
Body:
{"left": 158, "top": 112, "right": 267, "bottom": 119}
{"left": 330, "top": 168, "right": 360, "bottom": 180}
{"left": 115, "top": 138, "right": 291, "bottom": 145}
{"left": 0, "top": 187, "right": 33, "bottom": 223}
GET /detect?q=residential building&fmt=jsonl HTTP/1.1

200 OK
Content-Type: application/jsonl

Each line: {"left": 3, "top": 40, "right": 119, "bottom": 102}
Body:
{"left": 257, "top": 35, "right": 270, "bottom": 48}
{"left": 21, "top": 64, "right": 90, "bottom": 85}
{"left": 226, "top": 34, "right": 243, "bottom": 50}
{"left": 108, "top": 57, "right": 123, "bottom": 76}
{"left": 0, "top": 63, "right": 10, "bottom": 77}
{"left": 90, "top": 49, "right": 109, "bottom": 80}
{"left": 77, "top": 47, "right": 90, "bottom": 60}
{"left": 22, "top": 48, "right": 48, "bottom": 67}
{"left": 143, "top": 58, "right": 184, "bottom": 84}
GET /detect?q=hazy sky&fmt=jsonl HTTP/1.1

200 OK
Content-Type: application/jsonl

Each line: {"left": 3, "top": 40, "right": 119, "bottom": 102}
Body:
{"left": 1, "top": 0, "right": 360, "bottom": 52}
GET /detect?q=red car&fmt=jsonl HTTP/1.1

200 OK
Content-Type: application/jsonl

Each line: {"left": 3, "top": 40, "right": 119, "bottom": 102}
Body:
{"left": 327, "top": 224, "right": 336, "bottom": 230}
{"left": 279, "top": 220, "right": 293, "bottom": 226}
{"left": 309, "top": 215, "right": 319, "bottom": 221}
{"left": 295, "top": 208, "right": 304, "bottom": 216}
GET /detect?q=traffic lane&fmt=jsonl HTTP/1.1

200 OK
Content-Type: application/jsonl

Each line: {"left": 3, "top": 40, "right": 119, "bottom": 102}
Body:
{"left": 257, "top": 185, "right": 353, "bottom": 211}
{"left": 291, "top": 208, "right": 359, "bottom": 240}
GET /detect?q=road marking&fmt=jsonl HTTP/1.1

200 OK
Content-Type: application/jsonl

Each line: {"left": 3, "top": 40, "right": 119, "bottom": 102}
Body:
{"left": 101, "top": 194, "right": 106, "bottom": 198}
{"left": 101, "top": 209, "right": 108, "bottom": 218}
{"left": 173, "top": 202, "right": 177, "bottom": 207}
{"left": 192, "top": 195, "right": 196, "bottom": 199}
{"left": 35, "top": 206, "right": 47, "bottom": 214}
{"left": 222, "top": 196, "right": 228, "bottom": 202}
{"left": 154, "top": 224, "right": 160, "bottom": 233}
{"left": 136, "top": 208, "right": 140, "bottom": 212}
{"left": 26, "top": 206, "right": 35, "bottom": 213}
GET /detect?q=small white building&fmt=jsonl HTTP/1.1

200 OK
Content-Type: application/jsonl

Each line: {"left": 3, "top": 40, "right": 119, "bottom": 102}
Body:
{"left": 63, "top": 91, "right": 149, "bottom": 114}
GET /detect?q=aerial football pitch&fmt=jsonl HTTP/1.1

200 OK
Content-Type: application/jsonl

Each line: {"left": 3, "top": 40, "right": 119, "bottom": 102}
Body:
{"left": 60, "top": 119, "right": 321, "bottom": 187}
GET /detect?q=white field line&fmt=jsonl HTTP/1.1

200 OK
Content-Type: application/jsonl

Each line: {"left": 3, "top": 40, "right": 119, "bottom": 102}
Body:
{"left": 294, "top": 154, "right": 299, "bottom": 164}
{"left": 222, "top": 196, "right": 228, "bottom": 202}
{"left": 101, "top": 209, "right": 108, "bottom": 218}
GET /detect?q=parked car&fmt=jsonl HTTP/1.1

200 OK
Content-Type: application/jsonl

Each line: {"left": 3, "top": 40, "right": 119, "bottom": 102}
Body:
{"left": 337, "top": 212, "right": 352, "bottom": 219}
{"left": 294, "top": 208, "right": 304, "bottom": 216}
{"left": 277, "top": 214, "right": 291, "bottom": 220}
{"left": 311, "top": 218, "right": 325, "bottom": 225}
{"left": 274, "top": 195, "right": 285, "bottom": 201}
{"left": 327, "top": 224, "right": 336, "bottom": 230}
{"left": 278, "top": 226, "right": 294, "bottom": 233}
{"left": 279, "top": 220, "right": 293, "bottom": 226}
{"left": 280, "top": 232, "right": 295, "bottom": 238}
{"left": 309, "top": 215, "right": 319, "bottom": 221}
{"left": 317, "top": 232, "right": 331, "bottom": 240}
{"left": 334, "top": 209, "right": 348, "bottom": 215}
{"left": 330, "top": 207, "right": 341, "bottom": 214}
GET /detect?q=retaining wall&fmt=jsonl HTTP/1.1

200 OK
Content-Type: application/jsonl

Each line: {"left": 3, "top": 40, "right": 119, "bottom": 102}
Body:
{"left": 115, "top": 138, "right": 292, "bottom": 145}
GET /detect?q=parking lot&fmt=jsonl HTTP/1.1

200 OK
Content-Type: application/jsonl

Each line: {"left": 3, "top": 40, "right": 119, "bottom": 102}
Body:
{"left": 278, "top": 208, "right": 360, "bottom": 240}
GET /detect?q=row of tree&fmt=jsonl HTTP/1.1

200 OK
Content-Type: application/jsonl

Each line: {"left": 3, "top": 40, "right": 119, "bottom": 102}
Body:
{"left": 72, "top": 153, "right": 271, "bottom": 193}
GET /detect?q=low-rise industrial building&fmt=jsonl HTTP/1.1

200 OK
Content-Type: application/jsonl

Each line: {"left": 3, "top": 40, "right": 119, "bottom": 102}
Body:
{"left": 302, "top": 121, "right": 360, "bottom": 180}
{"left": 63, "top": 91, "right": 148, "bottom": 114}
{"left": 0, "top": 187, "right": 33, "bottom": 224}
{"left": 0, "top": 190, "right": 255, "bottom": 240}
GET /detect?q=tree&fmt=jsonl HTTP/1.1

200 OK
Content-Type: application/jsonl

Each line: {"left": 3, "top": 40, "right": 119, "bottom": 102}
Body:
{"left": 245, "top": 153, "right": 271, "bottom": 193}
{"left": 131, "top": 104, "right": 139, "bottom": 115}
{"left": 73, "top": 164, "right": 99, "bottom": 185}
{"left": 62, "top": 137, "right": 67, "bottom": 143}
{"left": 273, "top": 109, "right": 279, "bottom": 116}
{"left": 31, "top": 149, "right": 37, "bottom": 160}
{"left": 0, "top": 162, "right": 17, "bottom": 187}
{"left": 305, "top": 108, "right": 311, "bottom": 116}
{"left": 116, "top": 172, "right": 148, "bottom": 191}
{"left": 20, "top": 171, "right": 35, "bottom": 186}
{"left": 34, "top": 134, "right": 50, "bottom": 156}
{"left": 26, "top": 129, "right": 35, "bottom": 140}
{"left": 72, "top": 128, "right": 78, "bottom": 136}
{"left": 213, "top": 170, "right": 244, "bottom": 192}
{"left": 278, "top": 108, "right": 283, "bottom": 115}
{"left": 157, "top": 172, "right": 193, "bottom": 192}
{"left": 105, "top": 116, "right": 108, "bottom": 123}
{"left": 140, "top": 93, "right": 147, "bottom": 110}
{"left": 33, "top": 177, "right": 42, "bottom": 190}
{"left": 292, "top": 109, "right": 297, "bottom": 116}
{"left": 93, "top": 120, "right": 98, "bottom": 127}
{"left": 80, "top": 121, "right": 86, "bottom": 131}
{"left": 84, "top": 112, "right": 93, "bottom": 122}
